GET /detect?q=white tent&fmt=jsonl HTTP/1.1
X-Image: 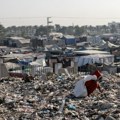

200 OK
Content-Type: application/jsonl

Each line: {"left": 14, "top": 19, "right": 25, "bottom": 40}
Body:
{"left": 29, "top": 58, "right": 46, "bottom": 67}
{"left": 101, "top": 41, "right": 119, "bottom": 49}
{"left": 99, "top": 40, "right": 106, "bottom": 46}
{"left": 5, "top": 62, "right": 20, "bottom": 70}
{"left": 75, "top": 54, "right": 114, "bottom": 67}
{"left": 74, "top": 50, "right": 110, "bottom": 55}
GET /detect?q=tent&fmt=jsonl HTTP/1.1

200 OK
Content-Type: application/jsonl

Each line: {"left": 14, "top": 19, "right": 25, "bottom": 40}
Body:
{"left": 29, "top": 58, "right": 46, "bottom": 67}
{"left": 75, "top": 54, "right": 114, "bottom": 67}
{"left": 5, "top": 62, "right": 21, "bottom": 70}
{"left": 45, "top": 45, "right": 62, "bottom": 51}
{"left": 74, "top": 50, "right": 110, "bottom": 55}
{"left": 101, "top": 41, "right": 119, "bottom": 49}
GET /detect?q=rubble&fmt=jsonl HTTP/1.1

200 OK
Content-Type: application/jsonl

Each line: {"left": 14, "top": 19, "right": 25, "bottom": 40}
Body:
{"left": 0, "top": 72, "right": 119, "bottom": 120}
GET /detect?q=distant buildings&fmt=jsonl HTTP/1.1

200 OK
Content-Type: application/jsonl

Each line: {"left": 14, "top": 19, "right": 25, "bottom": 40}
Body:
{"left": 3, "top": 37, "right": 30, "bottom": 48}
{"left": 30, "top": 37, "right": 45, "bottom": 50}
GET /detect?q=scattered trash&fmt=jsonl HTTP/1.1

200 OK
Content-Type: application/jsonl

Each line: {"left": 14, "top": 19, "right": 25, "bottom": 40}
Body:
{"left": 67, "top": 104, "right": 76, "bottom": 110}
{"left": 0, "top": 72, "right": 119, "bottom": 119}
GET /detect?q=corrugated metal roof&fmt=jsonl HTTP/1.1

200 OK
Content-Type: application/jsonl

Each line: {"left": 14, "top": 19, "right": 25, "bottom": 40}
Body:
{"left": 64, "top": 35, "right": 75, "bottom": 39}
{"left": 74, "top": 50, "right": 110, "bottom": 55}
{"left": 9, "top": 37, "right": 25, "bottom": 40}
{"left": 18, "top": 39, "right": 30, "bottom": 44}
{"left": 9, "top": 37, "right": 30, "bottom": 44}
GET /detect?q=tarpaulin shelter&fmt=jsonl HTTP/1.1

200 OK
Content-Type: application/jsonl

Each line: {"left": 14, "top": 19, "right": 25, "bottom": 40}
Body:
{"left": 29, "top": 58, "right": 46, "bottom": 66}
{"left": 62, "top": 35, "right": 76, "bottom": 46}
{"left": 101, "top": 41, "right": 119, "bottom": 49}
{"left": 5, "top": 62, "right": 21, "bottom": 70}
{"left": 29, "top": 58, "right": 47, "bottom": 76}
{"left": 75, "top": 54, "right": 114, "bottom": 67}
{"left": 74, "top": 50, "right": 110, "bottom": 55}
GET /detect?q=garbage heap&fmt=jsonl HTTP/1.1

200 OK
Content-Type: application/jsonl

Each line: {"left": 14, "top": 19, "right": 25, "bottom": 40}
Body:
{"left": 0, "top": 72, "right": 119, "bottom": 120}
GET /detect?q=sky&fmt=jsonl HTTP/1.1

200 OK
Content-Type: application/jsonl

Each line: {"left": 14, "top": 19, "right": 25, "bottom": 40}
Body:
{"left": 0, "top": 0, "right": 120, "bottom": 27}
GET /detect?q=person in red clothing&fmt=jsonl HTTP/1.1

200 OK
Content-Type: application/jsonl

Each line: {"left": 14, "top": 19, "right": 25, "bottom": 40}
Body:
{"left": 72, "top": 70, "right": 103, "bottom": 97}
{"left": 85, "top": 70, "right": 103, "bottom": 96}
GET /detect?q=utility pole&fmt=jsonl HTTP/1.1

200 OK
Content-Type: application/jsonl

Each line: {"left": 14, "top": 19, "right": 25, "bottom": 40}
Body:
{"left": 47, "top": 17, "right": 52, "bottom": 40}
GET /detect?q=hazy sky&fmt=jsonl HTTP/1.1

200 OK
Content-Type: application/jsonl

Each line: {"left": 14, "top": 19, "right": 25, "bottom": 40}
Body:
{"left": 0, "top": 0, "right": 120, "bottom": 27}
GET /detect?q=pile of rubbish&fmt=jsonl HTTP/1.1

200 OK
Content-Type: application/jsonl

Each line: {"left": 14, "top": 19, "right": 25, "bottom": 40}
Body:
{"left": 0, "top": 72, "right": 119, "bottom": 120}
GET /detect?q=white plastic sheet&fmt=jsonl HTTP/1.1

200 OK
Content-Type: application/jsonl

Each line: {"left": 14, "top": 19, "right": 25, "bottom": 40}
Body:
{"left": 72, "top": 75, "right": 97, "bottom": 97}
{"left": 75, "top": 54, "right": 114, "bottom": 67}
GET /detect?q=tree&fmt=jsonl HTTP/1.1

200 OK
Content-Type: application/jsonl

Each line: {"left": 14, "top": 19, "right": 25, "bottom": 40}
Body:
{"left": 74, "top": 26, "right": 85, "bottom": 35}
{"left": 35, "top": 25, "right": 47, "bottom": 36}
{"left": 110, "top": 24, "right": 117, "bottom": 33}
{"left": 0, "top": 24, "right": 5, "bottom": 39}
{"left": 59, "top": 26, "right": 67, "bottom": 34}
{"left": 74, "top": 25, "right": 81, "bottom": 36}
{"left": 55, "top": 24, "right": 61, "bottom": 32}
{"left": 66, "top": 26, "right": 74, "bottom": 35}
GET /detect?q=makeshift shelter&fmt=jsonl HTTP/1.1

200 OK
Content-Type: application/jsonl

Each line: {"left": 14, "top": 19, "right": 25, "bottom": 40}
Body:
{"left": 101, "top": 41, "right": 119, "bottom": 49}
{"left": 2, "top": 53, "right": 41, "bottom": 76}
{"left": 87, "top": 36, "right": 102, "bottom": 46}
{"left": 76, "top": 42, "right": 90, "bottom": 47}
{"left": 45, "top": 44, "right": 62, "bottom": 51}
{"left": 74, "top": 50, "right": 110, "bottom": 55}
{"left": 5, "top": 62, "right": 21, "bottom": 71}
{"left": 29, "top": 58, "right": 46, "bottom": 66}
{"left": 0, "top": 63, "right": 9, "bottom": 79}
{"left": 29, "top": 57, "right": 49, "bottom": 76}
{"left": 98, "top": 40, "right": 106, "bottom": 47}
{"left": 3, "top": 37, "right": 30, "bottom": 48}
{"left": 2, "top": 53, "right": 36, "bottom": 59}
{"left": 75, "top": 54, "right": 114, "bottom": 67}
{"left": 62, "top": 35, "right": 76, "bottom": 46}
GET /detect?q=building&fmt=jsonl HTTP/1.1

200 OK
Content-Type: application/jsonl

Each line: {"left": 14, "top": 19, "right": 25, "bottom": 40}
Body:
{"left": 3, "top": 37, "right": 30, "bottom": 48}
{"left": 62, "top": 35, "right": 76, "bottom": 46}
{"left": 30, "top": 37, "right": 45, "bottom": 50}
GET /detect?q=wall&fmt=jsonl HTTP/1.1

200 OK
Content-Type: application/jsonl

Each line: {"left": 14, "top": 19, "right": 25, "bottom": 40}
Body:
{"left": 0, "top": 63, "right": 9, "bottom": 79}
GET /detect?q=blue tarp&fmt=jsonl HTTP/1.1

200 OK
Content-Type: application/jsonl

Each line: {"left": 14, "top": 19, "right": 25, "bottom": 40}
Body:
{"left": 65, "top": 38, "right": 76, "bottom": 45}
{"left": 18, "top": 60, "right": 30, "bottom": 65}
